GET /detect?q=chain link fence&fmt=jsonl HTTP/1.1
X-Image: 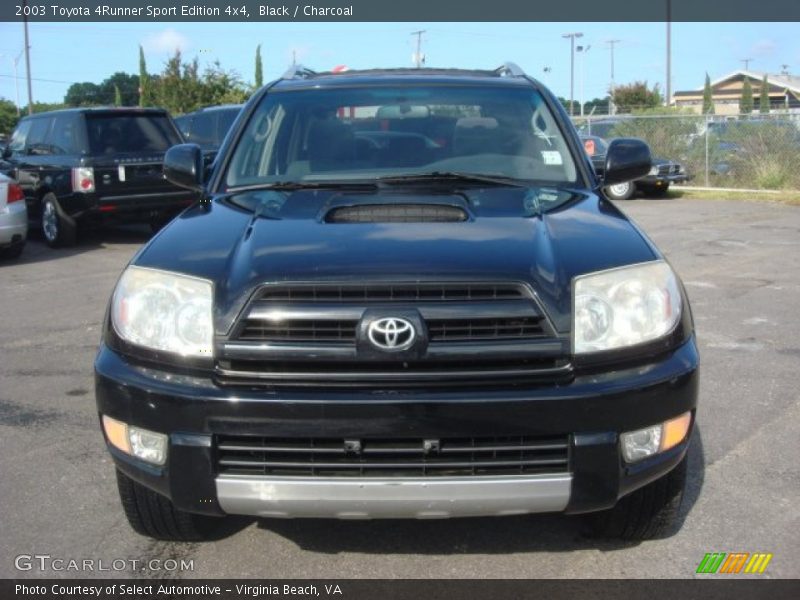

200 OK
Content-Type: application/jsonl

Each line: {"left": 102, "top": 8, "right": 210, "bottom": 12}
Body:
{"left": 571, "top": 112, "right": 800, "bottom": 191}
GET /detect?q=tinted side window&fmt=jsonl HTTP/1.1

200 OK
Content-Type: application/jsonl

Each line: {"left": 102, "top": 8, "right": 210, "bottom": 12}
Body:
{"left": 216, "top": 109, "right": 239, "bottom": 142}
{"left": 27, "top": 117, "right": 54, "bottom": 151}
{"left": 190, "top": 113, "right": 215, "bottom": 146}
{"left": 49, "top": 114, "right": 82, "bottom": 154}
{"left": 8, "top": 120, "right": 32, "bottom": 154}
{"left": 174, "top": 115, "right": 192, "bottom": 138}
{"left": 85, "top": 113, "right": 182, "bottom": 154}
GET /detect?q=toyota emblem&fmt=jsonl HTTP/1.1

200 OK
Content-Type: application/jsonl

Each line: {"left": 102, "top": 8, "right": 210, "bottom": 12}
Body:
{"left": 367, "top": 317, "right": 416, "bottom": 351}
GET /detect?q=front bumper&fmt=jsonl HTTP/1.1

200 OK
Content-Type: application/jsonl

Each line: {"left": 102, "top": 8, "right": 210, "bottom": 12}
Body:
{"left": 95, "top": 336, "right": 699, "bottom": 519}
{"left": 217, "top": 473, "right": 572, "bottom": 519}
{"left": 639, "top": 173, "right": 690, "bottom": 186}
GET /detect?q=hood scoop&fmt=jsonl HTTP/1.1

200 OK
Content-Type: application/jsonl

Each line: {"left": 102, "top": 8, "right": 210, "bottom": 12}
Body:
{"left": 324, "top": 195, "right": 470, "bottom": 224}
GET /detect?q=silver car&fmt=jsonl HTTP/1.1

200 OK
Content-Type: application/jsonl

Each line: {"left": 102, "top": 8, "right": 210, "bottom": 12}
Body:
{"left": 0, "top": 172, "right": 27, "bottom": 259}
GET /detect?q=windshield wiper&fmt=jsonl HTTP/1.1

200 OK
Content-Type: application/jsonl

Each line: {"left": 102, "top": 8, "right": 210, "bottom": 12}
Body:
{"left": 376, "top": 171, "right": 530, "bottom": 188}
{"left": 226, "top": 181, "right": 378, "bottom": 193}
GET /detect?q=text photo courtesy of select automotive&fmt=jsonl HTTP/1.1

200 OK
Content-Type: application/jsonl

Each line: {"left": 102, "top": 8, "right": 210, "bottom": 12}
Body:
{"left": 0, "top": 11, "right": 798, "bottom": 585}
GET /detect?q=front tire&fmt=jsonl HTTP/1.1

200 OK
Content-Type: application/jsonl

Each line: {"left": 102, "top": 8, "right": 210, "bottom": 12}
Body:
{"left": 41, "top": 194, "right": 77, "bottom": 248}
{"left": 604, "top": 181, "right": 635, "bottom": 200}
{"left": 584, "top": 455, "right": 688, "bottom": 540}
{"left": 116, "top": 469, "right": 220, "bottom": 541}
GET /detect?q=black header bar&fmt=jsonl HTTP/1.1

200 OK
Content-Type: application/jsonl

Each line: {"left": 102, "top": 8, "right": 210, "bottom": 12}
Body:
{"left": 2, "top": 0, "right": 799, "bottom": 23}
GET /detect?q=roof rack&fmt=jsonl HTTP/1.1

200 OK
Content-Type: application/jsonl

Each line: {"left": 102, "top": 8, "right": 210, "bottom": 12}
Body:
{"left": 281, "top": 64, "right": 317, "bottom": 80}
{"left": 494, "top": 62, "right": 527, "bottom": 78}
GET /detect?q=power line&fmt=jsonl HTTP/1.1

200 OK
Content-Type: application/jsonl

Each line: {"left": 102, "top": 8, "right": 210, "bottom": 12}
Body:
{"left": 0, "top": 73, "right": 81, "bottom": 85}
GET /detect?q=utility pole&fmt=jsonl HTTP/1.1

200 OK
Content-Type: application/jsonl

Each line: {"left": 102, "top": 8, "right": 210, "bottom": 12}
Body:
{"left": 780, "top": 64, "right": 790, "bottom": 76}
{"left": 666, "top": 0, "right": 672, "bottom": 107}
{"left": 411, "top": 30, "right": 426, "bottom": 68}
{"left": 740, "top": 58, "right": 753, "bottom": 71}
{"left": 605, "top": 39, "right": 621, "bottom": 115}
{"left": 23, "top": 0, "right": 33, "bottom": 115}
{"left": 562, "top": 32, "right": 583, "bottom": 117}
{"left": 292, "top": 50, "right": 296, "bottom": 65}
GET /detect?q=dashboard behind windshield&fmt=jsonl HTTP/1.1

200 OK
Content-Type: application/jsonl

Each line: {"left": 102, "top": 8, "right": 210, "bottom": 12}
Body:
{"left": 224, "top": 84, "right": 578, "bottom": 188}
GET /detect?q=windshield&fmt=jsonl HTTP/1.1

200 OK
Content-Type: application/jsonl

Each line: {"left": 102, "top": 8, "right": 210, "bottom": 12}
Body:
{"left": 85, "top": 113, "right": 182, "bottom": 155}
{"left": 224, "top": 85, "right": 578, "bottom": 188}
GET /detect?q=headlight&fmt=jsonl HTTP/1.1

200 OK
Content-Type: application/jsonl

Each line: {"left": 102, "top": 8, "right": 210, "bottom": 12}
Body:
{"left": 648, "top": 166, "right": 659, "bottom": 176}
{"left": 111, "top": 266, "right": 213, "bottom": 357}
{"left": 573, "top": 260, "right": 681, "bottom": 354}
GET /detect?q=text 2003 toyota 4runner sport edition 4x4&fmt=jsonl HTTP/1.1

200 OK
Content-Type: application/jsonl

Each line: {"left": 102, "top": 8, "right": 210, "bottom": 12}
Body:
{"left": 95, "top": 64, "right": 699, "bottom": 542}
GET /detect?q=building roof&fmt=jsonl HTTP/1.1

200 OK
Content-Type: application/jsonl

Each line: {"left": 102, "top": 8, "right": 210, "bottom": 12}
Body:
{"left": 677, "top": 70, "right": 800, "bottom": 96}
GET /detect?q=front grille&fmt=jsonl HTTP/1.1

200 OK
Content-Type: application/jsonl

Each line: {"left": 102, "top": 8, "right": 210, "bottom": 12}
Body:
{"left": 221, "top": 282, "right": 567, "bottom": 387}
{"left": 256, "top": 283, "right": 525, "bottom": 303}
{"left": 427, "top": 317, "right": 546, "bottom": 341}
{"left": 238, "top": 319, "right": 358, "bottom": 342}
{"left": 215, "top": 434, "right": 570, "bottom": 477}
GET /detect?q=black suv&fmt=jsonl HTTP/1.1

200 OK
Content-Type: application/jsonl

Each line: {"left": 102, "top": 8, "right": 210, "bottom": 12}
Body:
{"left": 95, "top": 64, "right": 698, "bottom": 541}
{"left": 173, "top": 104, "right": 242, "bottom": 163}
{"left": 3, "top": 107, "right": 197, "bottom": 246}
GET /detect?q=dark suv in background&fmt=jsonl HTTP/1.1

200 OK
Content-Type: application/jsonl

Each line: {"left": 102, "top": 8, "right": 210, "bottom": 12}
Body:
{"left": 3, "top": 107, "right": 197, "bottom": 247}
{"left": 173, "top": 104, "right": 242, "bottom": 164}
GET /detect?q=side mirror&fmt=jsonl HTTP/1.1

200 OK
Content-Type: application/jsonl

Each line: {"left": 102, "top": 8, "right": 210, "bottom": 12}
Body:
{"left": 164, "top": 144, "right": 204, "bottom": 193}
{"left": 603, "top": 138, "right": 651, "bottom": 186}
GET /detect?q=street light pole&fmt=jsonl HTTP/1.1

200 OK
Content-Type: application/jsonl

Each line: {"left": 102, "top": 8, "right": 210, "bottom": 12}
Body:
{"left": 605, "top": 39, "right": 621, "bottom": 115}
{"left": 666, "top": 0, "right": 671, "bottom": 107}
{"left": 577, "top": 44, "right": 591, "bottom": 117}
{"left": 562, "top": 32, "right": 583, "bottom": 117}
{"left": 0, "top": 50, "right": 23, "bottom": 115}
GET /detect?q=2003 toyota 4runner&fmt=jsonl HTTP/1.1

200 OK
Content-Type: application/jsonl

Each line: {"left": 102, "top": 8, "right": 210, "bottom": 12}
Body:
{"left": 95, "top": 64, "right": 698, "bottom": 541}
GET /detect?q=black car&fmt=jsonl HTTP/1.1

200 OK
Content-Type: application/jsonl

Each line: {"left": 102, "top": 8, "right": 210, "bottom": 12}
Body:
{"left": 582, "top": 135, "right": 689, "bottom": 200}
{"left": 95, "top": 64, "right": 698, "bottom": 542}
{"left": 173, "top": 104, "right": 242, "bottom": 164}
{"left": 2, "top": 107, "right": 197, "bottom": 247}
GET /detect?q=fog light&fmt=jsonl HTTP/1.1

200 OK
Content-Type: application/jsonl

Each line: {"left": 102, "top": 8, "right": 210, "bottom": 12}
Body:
{"left": 621, "top": 425, "right": 662, "bottom": 462}
{"left": 101, "top": 415, "right": 167, "bottom": 466}
{"left": 129, "top": 427, "right": 168, "bottom": 466}
{"left": 621, "top": 411, "right": 692, "bottom": 463}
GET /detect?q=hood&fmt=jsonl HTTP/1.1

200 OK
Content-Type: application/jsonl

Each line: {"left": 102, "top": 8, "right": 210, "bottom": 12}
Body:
{"left": 135, "top": 188, "right": 657, "bottom": 334}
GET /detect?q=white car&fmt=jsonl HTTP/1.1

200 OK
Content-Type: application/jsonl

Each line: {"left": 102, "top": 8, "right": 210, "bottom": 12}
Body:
{"left": 0, "top": 172, "right": 27, "bottom": 259}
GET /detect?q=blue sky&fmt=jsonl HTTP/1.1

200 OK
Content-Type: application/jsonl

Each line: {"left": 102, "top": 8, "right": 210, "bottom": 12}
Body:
{"left": 0, "top": 21, "right": 798, "bottom": 105}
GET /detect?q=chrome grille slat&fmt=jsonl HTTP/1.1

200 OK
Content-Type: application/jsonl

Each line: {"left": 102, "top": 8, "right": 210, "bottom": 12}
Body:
{"left": 219, "top": 282, "right": 566, "bottom": 387}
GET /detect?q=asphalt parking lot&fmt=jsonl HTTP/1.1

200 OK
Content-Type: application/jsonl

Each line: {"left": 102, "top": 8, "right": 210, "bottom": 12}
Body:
{"left": 1, "top": 198, "right": 798, "bottom": 579}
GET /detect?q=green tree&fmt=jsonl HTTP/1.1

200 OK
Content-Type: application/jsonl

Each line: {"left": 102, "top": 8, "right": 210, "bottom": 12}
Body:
{"left": 64, "top": 82, "right": 102, "bottom": 106}
{"left": 702, "top": 73, "right": 715, "bottom": 115}
{"left": 759, "top": 75, "right": 770, "bottom": 114}
{"left": 150, "top": 51, "right": 249, "bottom": 114}
{"left": 102, "top": 73, "right": 139, "bottom": 106}
{"left": 139, "top": 45, "right": 151, "bottom": 107}
{"left": 611, "top": 81, "right": 662, "bottom": 113}
{"left": 22, "top": 101, "right": 67, "bottom": 114}
{"left": 0, "top": 98, "right": 19, "bottom": 134}
{"left": 255, "top": 44, "right": 263, "bottom": 88}
{"left": 740, "top": 77, "right": 754, "bottom": 114}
